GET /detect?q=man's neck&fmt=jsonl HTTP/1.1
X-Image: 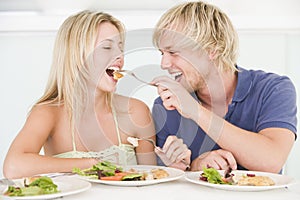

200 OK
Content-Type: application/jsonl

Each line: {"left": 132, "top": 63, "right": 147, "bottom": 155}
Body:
{"left": 195, "top": 69, "right": 237, "bottom": 116}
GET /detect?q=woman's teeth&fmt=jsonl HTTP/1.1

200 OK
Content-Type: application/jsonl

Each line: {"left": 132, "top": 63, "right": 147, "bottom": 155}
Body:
{"left": 106, "top": 66, "right": 119, "bottom": 77}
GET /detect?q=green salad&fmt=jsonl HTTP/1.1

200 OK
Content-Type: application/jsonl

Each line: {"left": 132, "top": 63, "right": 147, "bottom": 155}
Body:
{"left": 73, "top": 161, "right": 123, "bottom": 178}
{"left": 200, "top": 167, "right": 233, "bottom": 185}
{"left": 4, "top": 176, "right": 59, "bottom": 197}
{"left": 73, "top": 161, "right": 145, "bottom": 181}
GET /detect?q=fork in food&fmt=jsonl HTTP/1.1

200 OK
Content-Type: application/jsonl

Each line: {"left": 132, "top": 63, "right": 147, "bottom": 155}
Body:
{"left": 127, "top": 137, "right": 190, "bottom": 170}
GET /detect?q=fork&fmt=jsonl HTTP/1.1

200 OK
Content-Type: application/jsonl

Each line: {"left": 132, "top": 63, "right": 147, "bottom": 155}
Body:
{"left": 0, "top": 178, "right": 17, "bottom": 186}
{"left": 38, "top": 172, "right": 76, "bottom": 178}
{"left": 127, "top": 137, "right": 190, "bottom": 170}
{"left": 118, "top": 70, "right": 157, "bottom": 87}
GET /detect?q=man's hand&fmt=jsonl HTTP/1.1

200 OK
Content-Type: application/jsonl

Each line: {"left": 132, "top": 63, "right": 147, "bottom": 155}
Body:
{"left": 155, "top": 136, "right": 191, "bottom": 170}
{"left": 191, "top": 149, "right": 237, "bottom": 171}
{"left": 152, "top": 76, "right": 200, "bottom": 121}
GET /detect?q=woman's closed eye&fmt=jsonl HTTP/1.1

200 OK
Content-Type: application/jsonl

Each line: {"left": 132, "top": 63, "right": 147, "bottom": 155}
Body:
{"left": 102, "top": 46, "right": 112, "bottom": 50}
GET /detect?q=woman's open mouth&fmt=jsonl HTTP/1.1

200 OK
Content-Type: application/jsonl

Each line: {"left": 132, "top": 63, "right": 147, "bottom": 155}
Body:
{"left": 106, "top": 67, "right": 123, "bottom": 80}
{"left": 106, "top": 68, "right": 114, "bottom": 77}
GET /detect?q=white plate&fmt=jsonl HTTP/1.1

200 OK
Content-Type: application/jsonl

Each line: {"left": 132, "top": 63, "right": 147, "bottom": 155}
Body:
{"left": 1, "top": 176, "right": 91, "bottom": 199}
{"left": 185, "top": 170, "right": 296, "bottom": 191}
{"left": 78, "top": 165, "right": 184, "bottom": 186}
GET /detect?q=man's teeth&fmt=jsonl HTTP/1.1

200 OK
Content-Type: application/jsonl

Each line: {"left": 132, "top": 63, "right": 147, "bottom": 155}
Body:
{"left": 171, "top": 72, "right": 182, "bottom": 80}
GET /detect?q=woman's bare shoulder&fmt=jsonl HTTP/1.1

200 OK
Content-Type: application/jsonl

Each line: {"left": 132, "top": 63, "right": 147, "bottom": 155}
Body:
{"left": 30, "top": 104, "right": 62, "bottom": 116}
{"left": 114, "top": 94, "right": 152, "bottom": 127}
{"left": 26, "top": 104, "right": 64, "bottom": 126}
{"left": 113, "top": 94, "right": 150, "bottom": 113}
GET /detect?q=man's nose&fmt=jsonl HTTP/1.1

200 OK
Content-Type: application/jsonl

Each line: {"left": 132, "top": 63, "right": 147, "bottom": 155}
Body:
{"left": 161, "top": 54, "right": 171, "bottom": 70}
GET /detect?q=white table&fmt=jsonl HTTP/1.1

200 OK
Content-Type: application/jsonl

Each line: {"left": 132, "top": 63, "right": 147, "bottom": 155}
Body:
{"left": 1, "top": 175, "right": 299, "bottom": 200}
{"left": 63, "top": 176, "right": 300, "bottom": 200}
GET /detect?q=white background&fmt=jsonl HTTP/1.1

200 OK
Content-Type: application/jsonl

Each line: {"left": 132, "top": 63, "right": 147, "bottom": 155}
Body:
{"left": 0, "top": 0, "right": 299, "bottom": 179}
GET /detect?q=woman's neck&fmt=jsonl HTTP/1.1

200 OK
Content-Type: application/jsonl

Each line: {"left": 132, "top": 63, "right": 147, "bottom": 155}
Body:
{"left": 86, "top": 86, "right": 112, "bottom": 114}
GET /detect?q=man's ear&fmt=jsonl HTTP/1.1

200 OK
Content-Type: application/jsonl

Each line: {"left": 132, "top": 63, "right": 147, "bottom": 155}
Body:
{"left": 208, "top": 50, "right": 217, "bottom": 60}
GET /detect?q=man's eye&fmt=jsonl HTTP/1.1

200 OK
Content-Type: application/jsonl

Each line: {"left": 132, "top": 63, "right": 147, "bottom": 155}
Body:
{"left": 103, "top": 46, "right": 111, "bottom": 50}
{"left": 169, "top": 51, "right": 177, "bottom": 55}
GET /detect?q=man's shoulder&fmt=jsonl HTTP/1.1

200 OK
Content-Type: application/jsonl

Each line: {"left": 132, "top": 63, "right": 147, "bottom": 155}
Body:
{"left": 239, "top": 67, "right": 294, "bottom": 89}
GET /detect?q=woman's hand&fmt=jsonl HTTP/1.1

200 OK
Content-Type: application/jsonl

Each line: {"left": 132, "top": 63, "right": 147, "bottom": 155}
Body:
{"left": 155, "top": 135, "right": 191, "bottom": 170}
{"left": 190, "top": 149, "right": 237, "bottom": 171}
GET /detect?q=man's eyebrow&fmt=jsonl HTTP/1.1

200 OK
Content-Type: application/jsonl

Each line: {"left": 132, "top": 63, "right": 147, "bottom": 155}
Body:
{"left": 160, "top": 46, "right": 172, "bottom": 50}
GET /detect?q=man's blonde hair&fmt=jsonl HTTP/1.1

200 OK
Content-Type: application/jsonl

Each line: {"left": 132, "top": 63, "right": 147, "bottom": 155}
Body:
{"left": 153, "top": 1, "right": 239, "bottom": 72}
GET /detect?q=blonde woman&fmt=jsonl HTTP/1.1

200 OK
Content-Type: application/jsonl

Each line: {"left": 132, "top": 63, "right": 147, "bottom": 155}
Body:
{"left": 4, "top": 10, "right": 156, "bottom": 179}
{"left": 151, "top": 1, "right": 296, "bottom": 173}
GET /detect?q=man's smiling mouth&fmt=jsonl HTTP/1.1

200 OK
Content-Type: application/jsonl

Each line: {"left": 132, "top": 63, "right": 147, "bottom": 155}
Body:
{"left": 171, "top": 72, "right": 183, "bottom": 81}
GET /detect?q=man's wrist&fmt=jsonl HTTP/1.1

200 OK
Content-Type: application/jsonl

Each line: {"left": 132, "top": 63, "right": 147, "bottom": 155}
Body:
{"left": 190, "top": 102, "right": 202, "bottom": 122}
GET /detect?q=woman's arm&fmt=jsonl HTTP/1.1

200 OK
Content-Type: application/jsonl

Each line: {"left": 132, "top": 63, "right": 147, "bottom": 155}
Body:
{"left": 3, "top": 105, "right": 97, "bottom": 179}
{"left": 128, "top": 98, "right": 157, "bottom": 165}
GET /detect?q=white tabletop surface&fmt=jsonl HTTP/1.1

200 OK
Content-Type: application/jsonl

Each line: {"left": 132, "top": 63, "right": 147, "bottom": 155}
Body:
{"left": 63, "top": 176, "right": 300, "bottom": 200}
{"left": 1, "top": 174, "right": 300, "bottom": 200}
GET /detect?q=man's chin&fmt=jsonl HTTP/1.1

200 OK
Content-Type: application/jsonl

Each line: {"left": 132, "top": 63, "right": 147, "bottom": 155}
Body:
{"left": 180, "top": 81, "right": 195, "bottom": 93}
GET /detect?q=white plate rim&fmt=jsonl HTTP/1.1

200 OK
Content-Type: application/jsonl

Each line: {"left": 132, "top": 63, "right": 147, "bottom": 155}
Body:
{"left": 78, "top": 165, "right": 185, "bottom": 186}
{"left": 1, "top": 176, "right": 91, "bottom": 199}
{"left": 185, "top": 170, "right": 297, "bottom": 191}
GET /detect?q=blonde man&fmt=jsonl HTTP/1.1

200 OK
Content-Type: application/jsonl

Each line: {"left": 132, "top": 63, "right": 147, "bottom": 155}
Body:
{"left": 151, "top": 1, "right": 297, "bottom": 173}
{"left": 4, "top": 10, "right": 157, "bottom": 179}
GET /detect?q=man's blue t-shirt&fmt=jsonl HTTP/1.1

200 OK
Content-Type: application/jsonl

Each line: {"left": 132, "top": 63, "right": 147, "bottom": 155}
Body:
{"left": 152, "top": 67, "right": 297, "bottom": 170}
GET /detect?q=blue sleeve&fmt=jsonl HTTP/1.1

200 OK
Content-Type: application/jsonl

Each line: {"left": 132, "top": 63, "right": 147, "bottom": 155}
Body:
{"left": 257, "top": 75, "right": 297, "bottom": 139}
{"left": 152, "top": 97, "right": 169, "bottom": 166}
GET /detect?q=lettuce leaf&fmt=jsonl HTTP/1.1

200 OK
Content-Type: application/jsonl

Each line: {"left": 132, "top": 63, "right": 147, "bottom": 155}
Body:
{"left": 202, "top": 167, "right": 227, "bottom": 184}
{"left": 4, "top": 176, "right": 59, "bottom": 197}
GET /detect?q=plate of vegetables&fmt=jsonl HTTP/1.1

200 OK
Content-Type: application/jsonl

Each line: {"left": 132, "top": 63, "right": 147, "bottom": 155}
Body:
{"left": 1, "top": 176, "right": 91, "bottom": 199}
{"left": 73, "top": 161, "right": 184, "bottom": 186}
{"left": 185, "top": 167, "right": 296, "bottom": 191}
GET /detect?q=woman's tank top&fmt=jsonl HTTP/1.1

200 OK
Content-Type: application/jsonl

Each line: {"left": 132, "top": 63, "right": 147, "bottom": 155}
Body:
{"left": 53, "top": 106, "right": 137, "bottom": 165}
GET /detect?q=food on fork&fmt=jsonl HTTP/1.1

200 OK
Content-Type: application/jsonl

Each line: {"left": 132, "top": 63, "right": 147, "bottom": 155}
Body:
{"left": 127, "top": 136, "right": 139, "bottom": 147}
{"left": 105, "top": 67, "right": 123, "bottom": 80}
{"left": 113, "top": 71, "right": 124, "bottom": 80}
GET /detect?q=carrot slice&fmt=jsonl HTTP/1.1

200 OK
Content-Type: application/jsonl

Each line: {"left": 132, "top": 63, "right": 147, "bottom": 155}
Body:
{"left": 100, "top": 172, "right": 128, "bottom": 181}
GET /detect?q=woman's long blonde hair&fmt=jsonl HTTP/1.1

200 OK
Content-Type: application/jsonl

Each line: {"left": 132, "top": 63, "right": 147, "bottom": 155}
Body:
{"left": 34, "top": 10, "right": 125, "bottom": 128}
{"left": 153, "top": 1, "right": 239, "bottom": 72}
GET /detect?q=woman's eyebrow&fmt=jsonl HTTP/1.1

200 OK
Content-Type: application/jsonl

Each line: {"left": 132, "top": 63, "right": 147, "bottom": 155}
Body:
{"left": 102, "top": 39, "right": 114, "bottom": 42}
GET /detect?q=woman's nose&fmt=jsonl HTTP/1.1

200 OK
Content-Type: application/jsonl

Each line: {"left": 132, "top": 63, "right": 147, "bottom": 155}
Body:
{"left": 114, "top": 52, "right": 124, "bottom": 65}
